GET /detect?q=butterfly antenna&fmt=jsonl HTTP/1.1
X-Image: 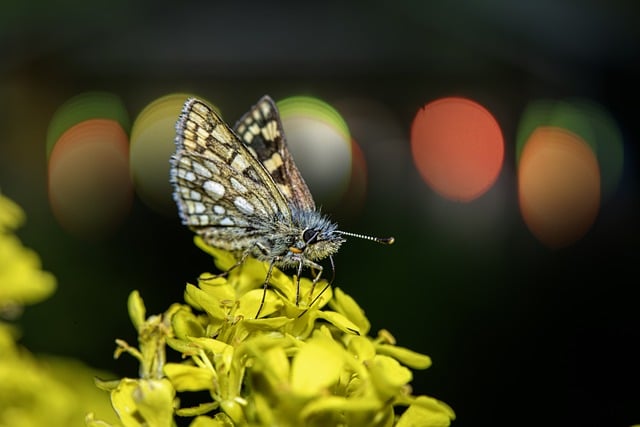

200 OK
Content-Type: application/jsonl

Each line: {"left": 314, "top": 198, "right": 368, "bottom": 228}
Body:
{"left": 335, "top": 230, "right": 395, "bottom": 245}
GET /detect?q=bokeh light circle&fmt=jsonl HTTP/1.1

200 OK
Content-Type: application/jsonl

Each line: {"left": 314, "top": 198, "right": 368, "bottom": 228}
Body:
{"left": 518, "top": 127, "right": 600, "bottom": 249}
{"left": 517, "top": 98, "right": 623, "bottom": 202}
{"left": 411, "top": 97, "right": 504, "bottom": 202}
{"left": 277, "top": 96, "right": 352, "bottom": 208}
{"left": 46, "top": 91, "right": 129, "bottom": 158}
{"left": 48, "top": 119, "right": 133, "bottom": 238}
{"left": 129, "top": 93, "right": 214, "bottom": 215}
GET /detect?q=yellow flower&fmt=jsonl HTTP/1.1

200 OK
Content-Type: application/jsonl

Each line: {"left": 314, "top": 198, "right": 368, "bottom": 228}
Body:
{"left": 0, "top": 192, "right": 115, "bottom": 427}
{"left": 91, "top": 236, "right": 455, "bottom": 426}
{"left": 0, "top": 192, "right": 56, "bottom": 316}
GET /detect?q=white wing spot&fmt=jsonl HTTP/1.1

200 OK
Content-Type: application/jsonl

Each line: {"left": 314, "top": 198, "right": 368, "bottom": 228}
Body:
{"left": 220, "top": 217, "right": 234, "bottom": 226}
{"left": 234, "top": 196, "right": 254, "bottom": 215}
{"left": 202, "top": 159, "right": 219, "bottom": 174}
{"left": 190, "top": 214, "right": 209, "bottom": 225}
{"left": 231, "top": 154, "right": 250, "bottom": 172}
{"left": 259, "top": 101, "right": 271, "bottom": 117}
{"left": 178, "top": 168, "right": 196, "bottom": 182}
{"left": 249, "top": 124, "right": 260, "bottom": 135}
{"left": 193, "top": 202, "right": 206, "bottom": 214}
{"left": 211, "top": 125, "right": 232, "bottom": 142}
{"left": 190, "top": 190, "right": 201, "bottom": 201}
{"left": 230, "top": 177, "right": 248, "bottom": 193}
{"left": 203, "top": 180, "right": 225, "bottom": 199}
{"left": 262, "top": 152, "right": 284, "bottom": 173}
{"left": 242, "top": 130, "right": 254, "bottom": 143}
{"left": 261, "top": 120, "right": 280, "bottom": 142}
{"left": 213, "top": 205, "right": 225, "bottom": 214}
{"left": 192, "top": 161, "right": 213, "bottom": 178}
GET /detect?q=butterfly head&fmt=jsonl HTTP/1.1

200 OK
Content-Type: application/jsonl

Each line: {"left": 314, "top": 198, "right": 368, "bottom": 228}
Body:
{"left": 286, "top": 209, "right": 394, "bottom": 265}
{"left": 285, "top": 210, "right": 345, "bottom": 263}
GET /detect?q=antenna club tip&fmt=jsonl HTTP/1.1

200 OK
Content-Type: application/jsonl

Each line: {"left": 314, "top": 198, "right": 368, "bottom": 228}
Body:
{"left": 380, "top": 236, "right": 395, "bottom": 245}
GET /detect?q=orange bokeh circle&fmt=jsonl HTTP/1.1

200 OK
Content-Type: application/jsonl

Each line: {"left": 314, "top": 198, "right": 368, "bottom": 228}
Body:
{"left": 411, "top": 97, "right": 504, "bottom": 201}
{"left": 518, "top": 127, "right": 600, "bottom": 248}
{"left": 48, "top": 119, "right": 132, "bottom": 238}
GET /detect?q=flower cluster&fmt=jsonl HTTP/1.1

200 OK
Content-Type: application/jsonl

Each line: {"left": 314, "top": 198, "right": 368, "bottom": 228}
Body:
{"left": 89, "top": 237, "right": 454, "bottom": 427}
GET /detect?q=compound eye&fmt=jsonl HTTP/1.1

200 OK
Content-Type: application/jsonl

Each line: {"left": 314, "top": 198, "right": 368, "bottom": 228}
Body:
{"left": 303, "top": 228, "right": 319, "bottom": 244}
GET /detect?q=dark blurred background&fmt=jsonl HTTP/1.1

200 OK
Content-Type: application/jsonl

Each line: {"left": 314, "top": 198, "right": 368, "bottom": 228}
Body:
{"left": 1, "top": 1, "right": 639, "bottom": 426}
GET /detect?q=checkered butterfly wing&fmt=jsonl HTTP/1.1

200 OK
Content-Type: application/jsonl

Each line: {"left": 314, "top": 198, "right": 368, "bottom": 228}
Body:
{"left": 171, "top": 98, "right": 292, "bottom": 250}
{"left": 234, "top": 96, "right": 316, "bottom": 212}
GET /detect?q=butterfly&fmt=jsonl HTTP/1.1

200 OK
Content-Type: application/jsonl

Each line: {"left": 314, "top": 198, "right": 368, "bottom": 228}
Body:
{"left": 170, "top": 96, "right": 393, "bottom": 317}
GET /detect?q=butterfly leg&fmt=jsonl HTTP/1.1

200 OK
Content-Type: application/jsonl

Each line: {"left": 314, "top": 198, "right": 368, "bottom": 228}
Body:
{"left": 200, "top": 251, "right": 250, "bottom": 281}
{"left": 298, "top": 256, "right": 336, "bottom": 318}
{"left": 294, "top": 259, "right": 305, "bottom": 306}
{"left": 255, "top": 257, "right": 279, "bottom": 319}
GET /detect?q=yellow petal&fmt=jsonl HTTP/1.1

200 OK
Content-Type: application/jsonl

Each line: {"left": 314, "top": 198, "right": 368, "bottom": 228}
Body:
{"left": 197, "top": 275, "right": 235, "bottom": 302}
{"left": 189, "top": 413, "right": 235, "bottom": 427}
{"left": 172, "top": 307, "right": 205, "bottom": 339}
{"left": 347, "top": 335, "right": 376, "bottom": 361}
{"left": 127, "top": 291, "right": 146, "bottom": 332}
{"left": 164, "top": 363, "right": 215, "bottom": 392}
{"left": 110, "top": 378, "right": 175, "bottom": 427}
{"left": 368, "top": 355, "right": 412, "bottom": 401}
{"left": 290, "top": 337, "right": 345, "bottom": 397}
{"left": 300, "top": 396, "right": 380, "bottom": 419}
{"left": 255, "top": 345, "right": 290, "bottom": 393}
{"left": 236, "top": 288, "right": 282, "bottom": 318}
{"left": 242, "top": 316, "right": 291, "bottom": 332}
{"left": 329, "top": 288, "right": 370, "bottom": 335}
{"left": 184, "top": 284, "right": 226, "bottom": 320}
{"left": 315, "top": 310, "right": 361, "bottom": 335}
{"left": 395, "top": 395, "right": 455, "bottom": 427}
{"left": 176, "top": 402, "right": 219, "bottom": 417}
{"left": 375, "top": 344, "right": 432, "bottom": 370}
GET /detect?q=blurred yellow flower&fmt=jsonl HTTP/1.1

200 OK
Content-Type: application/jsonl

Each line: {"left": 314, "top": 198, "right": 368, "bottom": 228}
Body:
{"left": 0, "top": 192, "right": 56, "bottom": 316}
{"left": 0, "top": 192, "right": 115, "bottom": 427}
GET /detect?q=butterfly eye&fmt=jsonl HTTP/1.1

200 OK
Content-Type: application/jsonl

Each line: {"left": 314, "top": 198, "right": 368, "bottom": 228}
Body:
{"left": 302, "top": 228, "right": 319, "bottom": 244}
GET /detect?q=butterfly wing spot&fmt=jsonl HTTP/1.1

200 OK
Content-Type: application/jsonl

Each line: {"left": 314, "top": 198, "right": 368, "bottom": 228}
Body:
{"left": 242, "top": 130, "right": 254, "bottom": 143}
{"left": 220, "top": 217, "right": 234, "bottom": 226}
{"left": 186, "top": 201, "right": 207, "bottom": 214}
{"left": 261, "top": 120, "right": 280, "bottom": 142}
{"left": 259, "top": 101, "right": 272, "bottom": 117}
{"left": 230, "top": 177, "right": 248, "bottom": 194}
{"left": 230, "top": 153, "right": 251, "bottom": 173}
{"left": 190, "top": 214, "right": 210, "bottom": 226}
{"left": 192, "top": 160, "right": 213, "bottom": 178}
{"left": 203, "top": 180, "right": 225, "bottom": 199}
{"left": 262, "top": 152, "right": 283, "bottom": 174}
{"left": 178, "top": 168, "right": 196, "bottom": 182}
{"left": 213, "top": 205, "right": 225, "bottom": 215}
{"left": 249, "top": 123, "right": 260, "bottom": 135}
{"left": 234, "top": 196, "right": 255, "bottom": 215}
{"left": 277, "top": 183, "right": 292, "bottom": 198}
